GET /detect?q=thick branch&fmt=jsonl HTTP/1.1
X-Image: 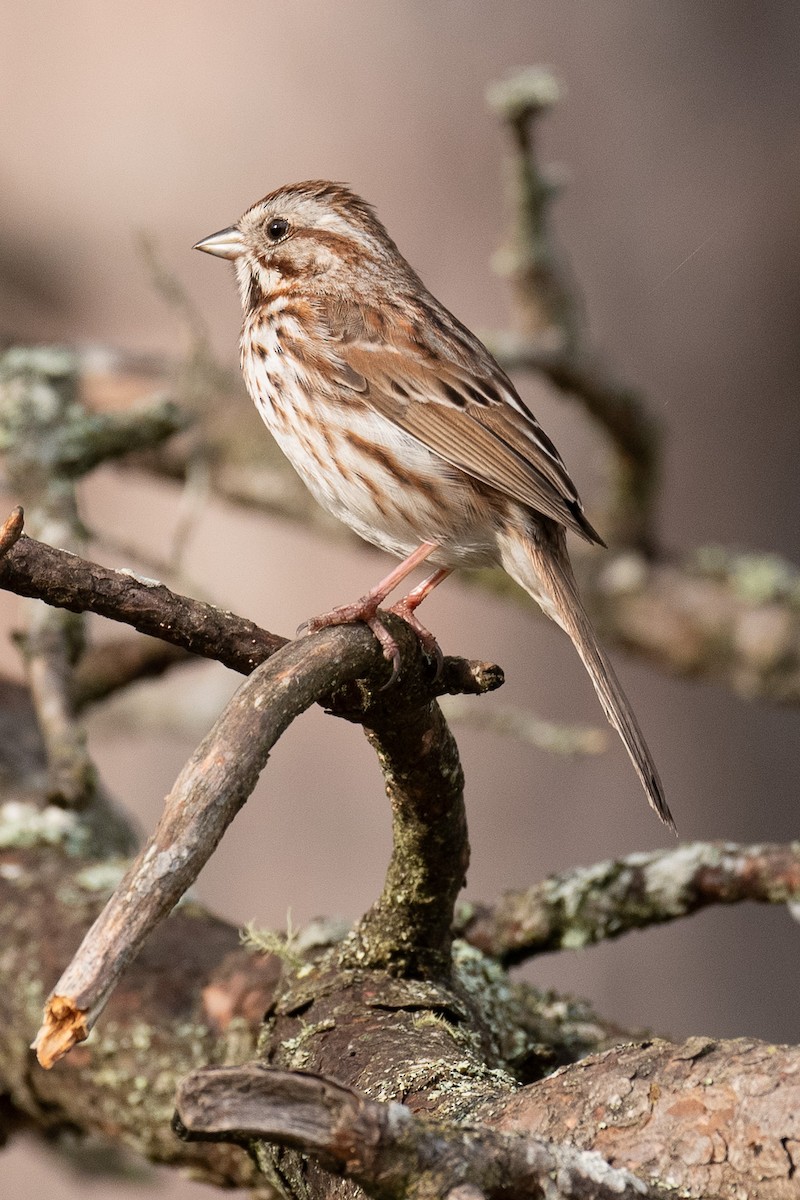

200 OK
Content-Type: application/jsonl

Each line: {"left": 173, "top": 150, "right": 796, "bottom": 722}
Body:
{"left": 176, "top": 1064, "right": 662, "bottom": 1200}
{"left": 458, "top": 841, "right": 800, "bottom": 965}
{"left": 489, "top": 1036, "right": 800, "bottom": 1200}
{"left": 337, "top": 689, "right": 470, "bottom": 978}
{"left": 7, "top": 840, "right": 796, "bottom": 1196}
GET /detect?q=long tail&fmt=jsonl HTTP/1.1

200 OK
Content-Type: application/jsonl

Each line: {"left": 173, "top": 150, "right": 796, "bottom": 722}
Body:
{"left": 498, "top": 522, "right": 675, "bottom": 831}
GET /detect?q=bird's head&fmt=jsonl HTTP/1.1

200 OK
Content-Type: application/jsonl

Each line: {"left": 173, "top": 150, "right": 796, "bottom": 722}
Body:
{"left": 194, "top": 180, "right": 403, "bottom": 312}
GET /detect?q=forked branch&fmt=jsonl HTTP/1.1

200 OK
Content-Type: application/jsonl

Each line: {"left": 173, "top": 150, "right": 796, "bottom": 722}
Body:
{"left": 20, "top": 525, "right": 501, "bottom": 1066}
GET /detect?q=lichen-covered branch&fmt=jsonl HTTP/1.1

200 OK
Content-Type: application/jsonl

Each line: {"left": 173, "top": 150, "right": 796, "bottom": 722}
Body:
{"left": 0, "top": 846, "right": 277, "bottom": 1188}
{"left": 0, "top": 348, "right": 186, "bottom": 807}
{"left": 336, "top": 679, "right": 474, "bottom": 978}
{"left": 583, "top": 548, "right": 800, "bottom": 703}
{"left": 0, "top": 678, "right": 796, "bottom": 1197}
{"left": 458, "top": 841, "right": 800, "bottom": 965}
{"left": 5, "top": 833, "right": 796, "bottom": 1196}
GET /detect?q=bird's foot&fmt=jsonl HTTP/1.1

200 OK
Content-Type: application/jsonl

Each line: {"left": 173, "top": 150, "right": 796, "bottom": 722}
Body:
{"left": 302, "top": 597, "right": 402, "bottom": 684}
{"left": 388, "top": 598, "right": 444, "bottom": 680}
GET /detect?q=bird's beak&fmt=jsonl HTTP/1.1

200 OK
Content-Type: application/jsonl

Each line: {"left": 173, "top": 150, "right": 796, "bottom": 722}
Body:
{"left": 193, "top": 226, "right": 244, "bottom": 260}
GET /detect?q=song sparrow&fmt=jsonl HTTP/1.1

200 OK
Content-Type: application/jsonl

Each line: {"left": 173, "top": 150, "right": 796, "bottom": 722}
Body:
{"left": 195, "top": 181, "right": 673, "bottom": 829}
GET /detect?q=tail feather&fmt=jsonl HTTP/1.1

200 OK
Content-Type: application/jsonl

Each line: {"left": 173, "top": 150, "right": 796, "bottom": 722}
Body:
{"left": 499, "top": 523, "right": 675, "bottom": 832}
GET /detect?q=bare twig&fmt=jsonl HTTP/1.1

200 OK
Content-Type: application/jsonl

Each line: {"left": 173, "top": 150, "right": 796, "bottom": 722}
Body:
{"left": 176, "top": 1064, "right": 662, "bottom": 1200}
{"left": 0, "top": 505, "right": 24, "bottom": 555}
{"left": 441, "top": 696, "right": 606, "bottom": 757}
{"left": 0, "top": 527, "right": 499, "bottom": 703}
{"left": 0, "top": 530, "right": 287, "bottom": 673}
{"left": 457, "top": 840, "right": 800, "bottom": 965}
{"left": 488, "top": 68, "right": 661, "bottom": 550}
{"left": 72, "top": 636, "right": 194, "bottom": 709}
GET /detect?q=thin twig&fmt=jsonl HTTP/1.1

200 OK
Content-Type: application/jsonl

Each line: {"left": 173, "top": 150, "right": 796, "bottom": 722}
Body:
{"left": 488, "top": 68, "right": 661, "bottom": 550}
{"left": 0, "top": 506, "right": 24, "bottom": 556}
{"left": 0, "top": 530, "right": 287, "bottom": 673}
{"left": 72, "top": 637, "right": 194, "bottom": 709}
{"left": 441, "top": 696, "right": 606, "bottom": 757}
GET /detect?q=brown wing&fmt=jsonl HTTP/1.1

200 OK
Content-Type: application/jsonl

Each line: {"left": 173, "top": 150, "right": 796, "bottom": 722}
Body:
{"left": 323, "top": 295, "right": 604, "bottom": 544}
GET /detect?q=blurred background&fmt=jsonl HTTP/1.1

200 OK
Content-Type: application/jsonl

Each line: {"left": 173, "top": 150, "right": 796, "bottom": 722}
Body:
{"left": 1, "top": 2, "right": 799, "bottom": 1195}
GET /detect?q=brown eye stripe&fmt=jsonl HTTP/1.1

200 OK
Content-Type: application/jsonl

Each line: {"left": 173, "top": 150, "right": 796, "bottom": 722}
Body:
{"left": 270, "top": 255, "right": 302, "bottom": 278}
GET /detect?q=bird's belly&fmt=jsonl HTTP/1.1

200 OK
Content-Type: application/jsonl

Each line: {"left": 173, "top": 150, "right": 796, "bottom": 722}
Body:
{"left": 246, "top": 371, "right": 496, "bottom": 568}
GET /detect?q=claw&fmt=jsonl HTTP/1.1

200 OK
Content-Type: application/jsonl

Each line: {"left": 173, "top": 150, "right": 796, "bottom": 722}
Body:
{"left": 366, "top": 615, "right": 402, "bottom": 688}
{"left": 301, "top": 597, "right": 400, "bottom": 686}
{"left": 388, "top": 600, "right": 444, "bottom": 680}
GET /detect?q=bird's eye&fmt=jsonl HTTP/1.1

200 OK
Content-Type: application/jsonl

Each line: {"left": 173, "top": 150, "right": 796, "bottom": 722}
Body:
{"left": 266, "top": 218, "right": 289, "bottom": 241}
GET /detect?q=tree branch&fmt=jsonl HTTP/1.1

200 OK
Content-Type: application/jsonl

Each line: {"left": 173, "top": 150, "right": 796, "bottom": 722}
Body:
{"left": 0, "top": 662, "right": 794, "bottom": 1197}
{"left": 0, "top": 529, "right": 287, "bottom": 673}
{"left": 488, "top": 1036, "right": 800, "bottom": 1200}
{"left": 458, "top": 841, "right": 800, "bottom": 965}
{"left": 487, "top": 69, "right": 661, "bottom": 550}
{"left": 336, "top": 685, "right": 470, "bottom": 978}
{"left": 176, "top": 1064, "right": 663, "bottom": 1200}
{"left": 29, "top": 582, "right": 499, "bottom": 1066}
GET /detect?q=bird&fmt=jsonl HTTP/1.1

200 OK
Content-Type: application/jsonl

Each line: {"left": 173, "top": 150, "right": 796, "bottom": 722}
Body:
{"left": 194, "top": 180, "right": 673, "bottom": 829}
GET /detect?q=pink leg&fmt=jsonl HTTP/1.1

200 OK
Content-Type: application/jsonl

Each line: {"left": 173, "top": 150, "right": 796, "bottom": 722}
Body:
{"left": 304, "top": 542, "right": 441, "bottom": 678}
{"left": 389, "top": 567, "right": 452, "bottom": 675}
{"left": 396, "top": 567, "right": 452, "bottom": 612}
